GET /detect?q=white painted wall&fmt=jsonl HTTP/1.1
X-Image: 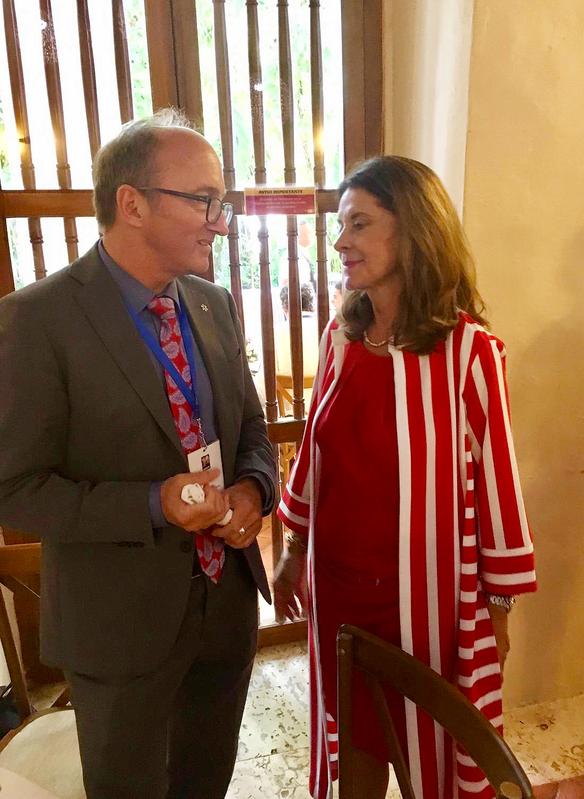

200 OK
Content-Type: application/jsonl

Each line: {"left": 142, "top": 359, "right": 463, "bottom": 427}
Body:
{"left": 463, "top": 0, "right": 584, "bottom": 707}
{"left": 383, "top": 0, "right": 474, "bottom": 214}
{"left": 382, "top": 0, "right": 584, "bottom": 707}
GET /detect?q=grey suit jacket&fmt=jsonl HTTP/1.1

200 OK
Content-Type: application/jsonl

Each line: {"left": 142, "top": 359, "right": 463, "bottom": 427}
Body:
{"left": 0, "top": 245, "right": 276, "bottom": 678}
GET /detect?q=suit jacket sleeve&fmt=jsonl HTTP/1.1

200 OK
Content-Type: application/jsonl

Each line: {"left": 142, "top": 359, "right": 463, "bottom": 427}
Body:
{"left": 225, "top": 290, "right": 276, "bottom": 515}
{"left": 0, "top": 292, "right": 154, "bottom": 547}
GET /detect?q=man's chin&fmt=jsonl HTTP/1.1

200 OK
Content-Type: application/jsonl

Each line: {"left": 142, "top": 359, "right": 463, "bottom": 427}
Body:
{"left": 183, "top": 260, "right": 211, "bottom": 277}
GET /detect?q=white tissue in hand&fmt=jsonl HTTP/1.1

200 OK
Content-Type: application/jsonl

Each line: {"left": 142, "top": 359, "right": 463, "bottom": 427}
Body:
{"left": 181, "top": 483, "right": 205, "bottom": 505}
{"left": 180, "top": 483, "right": 233, "bottom": 527}
{"left": 219, "top": 508, "right": 233, "bottom": 526}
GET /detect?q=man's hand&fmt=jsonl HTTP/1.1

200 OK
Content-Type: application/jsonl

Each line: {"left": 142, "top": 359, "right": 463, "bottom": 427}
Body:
{"left": 161, "top": 469, "right": 229, "bottom": 533}
{"left": 211, "top": 478, "right": 263, "bottom": 549}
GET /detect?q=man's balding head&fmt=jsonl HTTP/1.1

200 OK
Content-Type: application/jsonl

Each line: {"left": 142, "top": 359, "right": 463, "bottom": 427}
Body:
{"left": 92, "top": 109, "right": 210, "bottom": 230}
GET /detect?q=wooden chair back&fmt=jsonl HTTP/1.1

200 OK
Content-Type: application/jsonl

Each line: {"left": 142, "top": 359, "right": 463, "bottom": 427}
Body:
{"left": 0, "top": 541, "right": 82, "bottom": 795}
{"left": 0, "top": 542, "right": 68, "bottom": 721}
{"left": 275, "top": 374, "right": 314, "bottom": 485}
{"left": 275, "top": 373, "right": 314, "bottom": 417}
{"left": 337, "top": 625, "right": 533, "bottom": 799}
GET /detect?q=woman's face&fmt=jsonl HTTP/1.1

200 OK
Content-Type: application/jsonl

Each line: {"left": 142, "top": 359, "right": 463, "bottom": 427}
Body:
{"left": 334, "top": 187, "right": 399, "bottom": 293}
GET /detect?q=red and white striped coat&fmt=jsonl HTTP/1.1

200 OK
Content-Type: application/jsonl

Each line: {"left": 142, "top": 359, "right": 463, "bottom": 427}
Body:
{"left": 278, "top": 313, "right": 536, "bottom": 799}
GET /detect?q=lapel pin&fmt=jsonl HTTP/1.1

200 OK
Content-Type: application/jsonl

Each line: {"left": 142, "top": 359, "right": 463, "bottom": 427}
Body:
{"left": 200, "top": 303, "right": 209, "bottom": 312}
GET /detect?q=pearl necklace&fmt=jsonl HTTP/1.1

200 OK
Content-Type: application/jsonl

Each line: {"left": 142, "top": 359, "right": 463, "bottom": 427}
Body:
{"left": 364, "top": 331, "right": 392, "bottom": 348}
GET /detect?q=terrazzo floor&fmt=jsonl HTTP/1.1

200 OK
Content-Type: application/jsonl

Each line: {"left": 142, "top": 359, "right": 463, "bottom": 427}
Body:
{"left": 227, "top": 641, "right": 584, "bottom": 798}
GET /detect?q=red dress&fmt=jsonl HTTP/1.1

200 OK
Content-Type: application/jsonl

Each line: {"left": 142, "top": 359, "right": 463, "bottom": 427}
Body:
{"left": 280, "top": 316, "right": 537, "bottom": 799}
{"left": 312, "top": 340, "right": 406, "bottom": 765}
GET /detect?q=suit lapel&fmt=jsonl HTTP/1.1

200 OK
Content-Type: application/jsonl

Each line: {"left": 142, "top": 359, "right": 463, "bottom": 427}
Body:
{"left": 178, "top": 281, "right": 230, "bottom": 440}
{"left": 70, "top": 248, "right": 184, "bottom": 459}
{"left": 178, "top": 280, "right": 242, "bottom": 486}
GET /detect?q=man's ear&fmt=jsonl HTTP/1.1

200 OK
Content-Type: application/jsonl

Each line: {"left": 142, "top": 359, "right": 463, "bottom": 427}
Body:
{"left": 116, "top": 184, "right": 147, "bottom": 228}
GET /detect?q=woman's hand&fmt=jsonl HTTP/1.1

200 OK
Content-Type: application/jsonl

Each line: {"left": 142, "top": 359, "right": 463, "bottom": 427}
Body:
{"left": 274, "top": 549, "right": 307, "bottom": 621}
{"left": 487, "top": 602, "right": 510, "bottom": 674}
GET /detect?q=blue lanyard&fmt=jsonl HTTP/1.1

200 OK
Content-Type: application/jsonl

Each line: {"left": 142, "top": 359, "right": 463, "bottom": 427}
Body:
{"left": 127, "top": 300, "right": 201, "bottom": 422}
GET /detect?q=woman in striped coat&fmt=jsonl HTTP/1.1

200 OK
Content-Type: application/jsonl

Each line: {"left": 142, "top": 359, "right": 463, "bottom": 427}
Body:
{"left": 274, "top": 156, "right": 536, "bottom": 799}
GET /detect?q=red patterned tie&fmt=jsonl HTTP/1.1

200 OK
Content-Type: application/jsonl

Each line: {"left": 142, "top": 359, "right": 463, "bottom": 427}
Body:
{"left": 148, "top": 296, "right": 225, "bottom": 582}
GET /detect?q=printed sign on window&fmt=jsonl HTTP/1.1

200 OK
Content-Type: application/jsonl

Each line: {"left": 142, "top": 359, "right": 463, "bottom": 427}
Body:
{"left": 244, "top": 187, "right": 316, "bottom": 215}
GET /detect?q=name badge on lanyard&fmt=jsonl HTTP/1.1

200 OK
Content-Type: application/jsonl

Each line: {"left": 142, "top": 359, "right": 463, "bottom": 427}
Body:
{"left": 187, "top": 440, "right": 225, "bottom": 489}
{"left": 127, "top": 300, "right": 226, "bottom": 488}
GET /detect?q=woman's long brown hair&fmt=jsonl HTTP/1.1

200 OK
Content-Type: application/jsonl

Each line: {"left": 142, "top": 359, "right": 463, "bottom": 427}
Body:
{"left": 339, "top": 156, "right": 488, "bottom": 354}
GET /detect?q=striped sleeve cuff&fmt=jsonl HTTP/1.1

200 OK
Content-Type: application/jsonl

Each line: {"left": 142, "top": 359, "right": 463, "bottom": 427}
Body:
{"left": 276, "top": 487, "right": 309, "bottom": 536}
{"left": 480, "top": 545, "right": 536, "bottom": 594}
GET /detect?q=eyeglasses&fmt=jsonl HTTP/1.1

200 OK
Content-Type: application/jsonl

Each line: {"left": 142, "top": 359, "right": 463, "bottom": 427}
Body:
{"left": 136, "top": 187, "right": 234, "bottom": 225}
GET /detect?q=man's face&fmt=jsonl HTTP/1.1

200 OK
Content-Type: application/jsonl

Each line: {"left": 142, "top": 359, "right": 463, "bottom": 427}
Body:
{"left": 140, "top": 130, "right": 229, "bottom": 279}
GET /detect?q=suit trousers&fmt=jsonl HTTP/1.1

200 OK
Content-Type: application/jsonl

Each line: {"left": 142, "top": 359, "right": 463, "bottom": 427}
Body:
{"left": 66, "top": 548, "right": 259, "bottom": 799}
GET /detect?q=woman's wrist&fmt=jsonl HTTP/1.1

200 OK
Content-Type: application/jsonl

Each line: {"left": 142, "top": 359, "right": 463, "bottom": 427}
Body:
{"left": 485, "top": 593, "right": 517, "bottom": 613}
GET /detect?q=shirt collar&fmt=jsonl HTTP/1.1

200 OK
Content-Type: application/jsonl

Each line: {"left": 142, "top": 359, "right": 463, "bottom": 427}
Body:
{"left": 97, "top": 239, "right": 180, "bottom": 313}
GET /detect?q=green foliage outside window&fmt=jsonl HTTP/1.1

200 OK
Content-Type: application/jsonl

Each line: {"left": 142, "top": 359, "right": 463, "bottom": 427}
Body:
{"left": 0, "top": 0, "right": 343, "bottom": 290}
{"left": 162, "top": 0, "right": 344, "bottom": 291}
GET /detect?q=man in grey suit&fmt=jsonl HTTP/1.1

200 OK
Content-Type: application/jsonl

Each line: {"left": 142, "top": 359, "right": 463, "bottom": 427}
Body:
{"left": 0, "top": 110, "right": 276, "bottom": 798}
